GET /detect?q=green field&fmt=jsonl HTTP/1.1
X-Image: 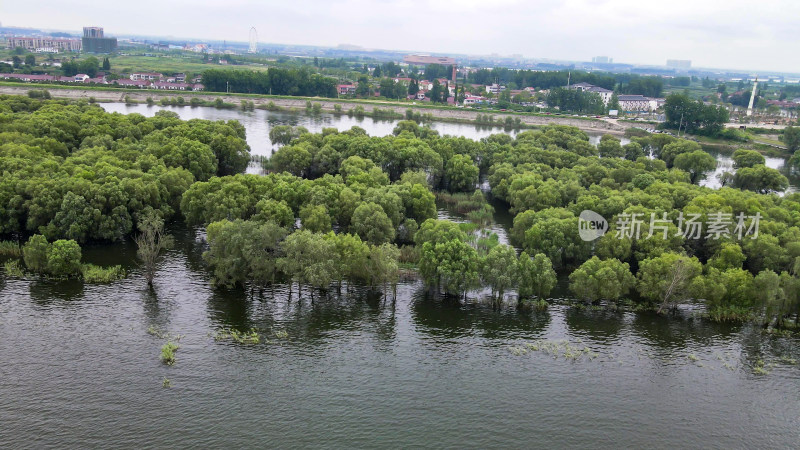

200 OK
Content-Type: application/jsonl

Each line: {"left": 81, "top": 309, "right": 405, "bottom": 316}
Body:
{"left": 109, "top": 54, "right": 270, "bottom": 77}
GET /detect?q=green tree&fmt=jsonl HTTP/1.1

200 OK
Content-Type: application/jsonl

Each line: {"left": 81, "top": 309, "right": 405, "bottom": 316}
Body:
{"left": 707, "top": 243, "right": 746, "bottom": 271}
{"left": 253, "top": 199, "right": 295, "bottom": 228}
{"left": 279, "top": 230, "right": 337, "bottom": 296}
{"left": 364, "top": 243, "right": 400, "bottom": 296}
{"left": 444, "top": 154, "right": 479, "bottom": 192}
{"left": 271, "top": 143, "right": 312, "bottom": 177}
{"left": 598, "top": 135, "right": 624, "bottom": 158}
{"left": 77, "top": 56, "right": 99, "bottom": 77}
{"left": 660, "top": 140, "right": 702, "bottom": 167}
{"left": 24, "top": 54, "right": 35, "bottom": 66}
{"left": 782, "top": 125, "right": 800, "bottom": 153}
{"left": 731, "top": 149, "right": 765, "bottom": 168}
{"left": 356, "top": 76, "right": 371, "bottom": 98}
{"left": 568, "top": 256, "right": 635, "bottom": 302}
{"left": 663, "top": 92, "right": 729, "bottom": 136}
{"left": 408, "top": 79, "right": 419, "bottom": 96}
{"left": 211, "top": 134, "right": 250, "bottom": 176}
{"left": 350, "top": 202, "right": 395, "bottom": 245}
{"left": 673, "top": 150, "right": 716, "bottom": 184}
{"left": 419, "top": 239, "right": 480, "bottom": 297}
{"left": 269, "top": 125, "right": 306, "bottom": 146}
{"left": 623, "top": 142, "right": 645, "bottom": 161}
{"left": 47, "top": 239, "right": 82, "bottom": 277}
{"left": 481, "top": 244, "right": 519, "bottom": 301}
{"left": 135, "top": 210, "right": 173, "bottom": 288}
{"left": 637, "top": 253, "right": 703, "bottom": 313}
{"left": 102, "top": 57, "right": 110, "bottom": 71}
{"left": 607, "top": 93, "right": 620, "bottom": 112}
{"left": 299, "top": 204, "right": 332, "bottom": 233}
{"left": 415, "top": 219, "right": 467, "bottom": 247}
{"left": 732, "top": 165, "right": 789, "bottom": 193}
{"left": 22, "top": 234, "right": 50, "bottom": 273}
{"left": 517, "top": 252, "right": 557, "bottom": 300}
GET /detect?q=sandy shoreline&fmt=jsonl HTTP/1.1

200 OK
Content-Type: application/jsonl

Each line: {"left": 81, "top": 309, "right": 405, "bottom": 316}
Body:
{"left": 0, "top": 84, "right": 629, "bottom": 135}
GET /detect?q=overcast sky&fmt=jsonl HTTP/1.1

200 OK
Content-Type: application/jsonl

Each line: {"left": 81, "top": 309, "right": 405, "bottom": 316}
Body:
{"left": 3, "top": 0, "right": 798, "bottom": 73}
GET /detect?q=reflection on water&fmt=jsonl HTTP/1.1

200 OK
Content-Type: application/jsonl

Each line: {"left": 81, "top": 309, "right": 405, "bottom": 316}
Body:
{"left": 2, "top": 232, "right": 800, "bottom": 448}
{"left": 100, "top": 103, "right": 522, "bottom": 158}
{"left": 700, "top": 149, "right": 798, "bottom": 193}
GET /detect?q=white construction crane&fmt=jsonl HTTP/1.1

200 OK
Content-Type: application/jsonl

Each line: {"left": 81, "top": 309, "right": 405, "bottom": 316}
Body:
{"left": 746, "top": 76, "right": 758, "bottom": 117}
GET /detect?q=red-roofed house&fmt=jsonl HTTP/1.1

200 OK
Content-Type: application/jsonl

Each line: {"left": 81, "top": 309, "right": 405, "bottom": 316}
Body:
{"left": 115, "top": 79, "right": 151, "bottom": 88}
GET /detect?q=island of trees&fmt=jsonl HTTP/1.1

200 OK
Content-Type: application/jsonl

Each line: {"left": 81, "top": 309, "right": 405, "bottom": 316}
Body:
{"left": 0, "top": 94, "right": 798, "bottom": 328}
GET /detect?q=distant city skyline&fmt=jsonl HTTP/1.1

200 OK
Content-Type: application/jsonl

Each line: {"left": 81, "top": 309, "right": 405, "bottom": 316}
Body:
{"left": 2, "top": 0, "right": 798, "bottom": 73}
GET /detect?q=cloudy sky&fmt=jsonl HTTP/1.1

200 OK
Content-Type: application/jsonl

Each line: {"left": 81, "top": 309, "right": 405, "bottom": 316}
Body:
{"left": 3, "top": 0, "right": 798, "bottom": 73}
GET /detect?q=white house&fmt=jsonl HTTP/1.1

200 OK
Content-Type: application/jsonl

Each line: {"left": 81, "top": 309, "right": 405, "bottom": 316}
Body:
{"left": 618, "top": 95, "right": 651, "bottom": 112}
{"left": 130, "top": 72, "right": 163, "bottom": 81}
{"left": 486, "top": 83, "right": 506, "bottom": 95}
{"left": 568, "top": 82, "right": 613, "bottom": 106}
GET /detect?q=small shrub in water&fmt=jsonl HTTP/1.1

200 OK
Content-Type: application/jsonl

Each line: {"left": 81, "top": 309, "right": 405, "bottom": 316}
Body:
{"left": 213, "top": 328, "right": 261, "bottom": 344}
{"left": 162, "top": 377, "right": 171, "bottom": 388}
{"left": 3, "top": 260, "right": 24, "bottom": 277}
{"left": 81, "top": 264, "right": 125, "bottom": 283}
{"left": 160, "top": 342, "right": 179, "bottom": 365}
{"left": 752, "top": 359, "right": 769, "bottom": 375}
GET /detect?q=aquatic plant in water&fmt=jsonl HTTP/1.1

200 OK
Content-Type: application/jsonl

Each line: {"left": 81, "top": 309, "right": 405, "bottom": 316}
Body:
{"left": 752, "top": 359, "right": 770, "bottom": 375}
{"left": 81, "top": 264, "right": 125, "bottom": 283}
{"left": 509, "top": 340, "right": 598, "bottom": 360}
{"left": 3, "top": 260, "right": 24, "bottom": 277}
{"left": 160, "top": 342, "right": 179, "bottom": 365}
{"left": 213, "top": 328, "right": 261, "bottom": 344}
{"left": 274, "top": 330, "right": 288, "bottom": 339}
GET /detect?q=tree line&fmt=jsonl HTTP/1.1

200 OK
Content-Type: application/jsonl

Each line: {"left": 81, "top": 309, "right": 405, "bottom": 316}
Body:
{"left": 201, "top": 68, "right": 338, "bottom": 97}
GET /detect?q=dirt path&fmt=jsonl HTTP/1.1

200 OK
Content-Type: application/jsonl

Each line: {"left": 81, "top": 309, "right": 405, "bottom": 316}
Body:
{"left": 0, "top": 84, "right": 628, "bottom": 135}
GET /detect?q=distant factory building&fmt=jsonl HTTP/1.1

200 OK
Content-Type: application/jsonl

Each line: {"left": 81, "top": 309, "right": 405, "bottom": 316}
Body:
{"left": 666, "top": 59, "right": 691, "bottom": 69}
{"left": 7, "top": 36, "right": 81, "bottom": 52}
{"left": 403, "top": 54, "right": 456, "bottom": 66}
{"left": 82, "top": 27, "right": 117, "bottom": 53}
{"left": 592, "top": 56, "right": 612, "bottom": 64}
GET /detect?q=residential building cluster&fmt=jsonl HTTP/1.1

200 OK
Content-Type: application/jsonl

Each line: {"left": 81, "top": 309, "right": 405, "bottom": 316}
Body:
{"left": 6, "top": 36, "right": 81, "bottom": 53}
{"left": 5, "top": 27, "right": 117, "bottom": 53}
{"left": 0, "top": 71, "right": 204, "bottom": 91}
{"left": 568, "top": 82, "right": 665, "bottom": 112}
